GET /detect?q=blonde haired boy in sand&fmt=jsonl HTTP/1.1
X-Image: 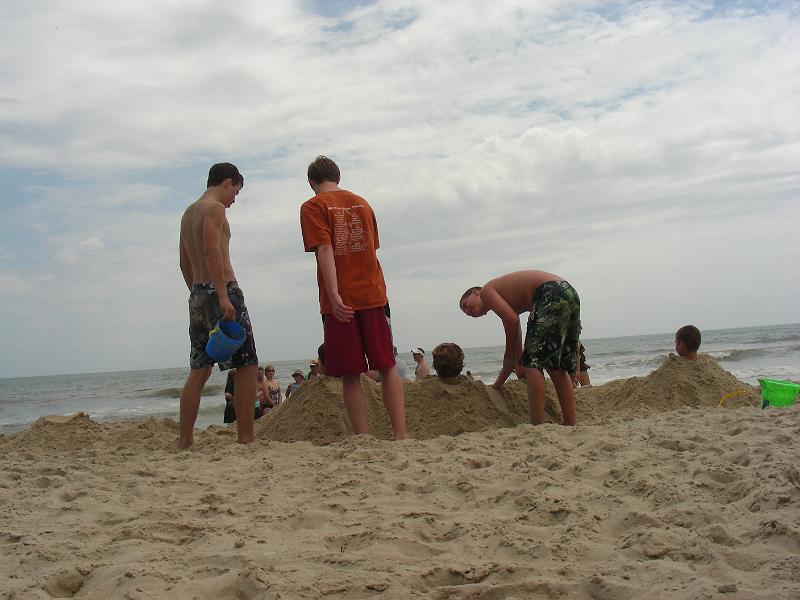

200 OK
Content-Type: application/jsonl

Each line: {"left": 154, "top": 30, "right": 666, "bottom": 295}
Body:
{"left": 460, "top": 270, "right": 580, "bottom": 426}
{"left": 675, "top": 325, "right": 701, "bottom": 360}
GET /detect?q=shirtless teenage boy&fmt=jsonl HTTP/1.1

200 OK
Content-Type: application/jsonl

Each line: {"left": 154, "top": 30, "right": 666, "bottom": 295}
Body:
{"left": 460, "top": 270, "right": 580, "bottom": 426}
{"left": 178, "top": 162, "right": 258, "bottom": 448}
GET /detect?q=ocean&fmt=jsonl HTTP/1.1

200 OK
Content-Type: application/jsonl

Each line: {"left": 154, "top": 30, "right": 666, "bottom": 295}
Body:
{"left": 1, "top": 323, "right": 798, "bottom": 436}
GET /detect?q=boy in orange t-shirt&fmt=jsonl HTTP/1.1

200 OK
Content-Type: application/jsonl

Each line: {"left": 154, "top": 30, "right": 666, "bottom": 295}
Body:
{"left": 300, "top": 156, "right": 406, "bottom": 440}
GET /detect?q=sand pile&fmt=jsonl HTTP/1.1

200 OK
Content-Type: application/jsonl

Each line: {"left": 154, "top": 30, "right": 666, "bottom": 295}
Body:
{"left": 3, "top": 412, "right": 181, "bottom": 454}
{"left": 577, "top": 354, "right": 760, "bottom": 422}
{"left": 259, "top": 355, "right": 760, "bottom": 444}
{"left": 258, "top": 375, "right": 556, "bottom": 445}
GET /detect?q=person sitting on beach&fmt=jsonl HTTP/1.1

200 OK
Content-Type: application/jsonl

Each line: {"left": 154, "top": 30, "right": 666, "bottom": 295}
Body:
{"left": 317, "top": 344, "right": 326, "bottom": 376}
{"left": 285, "top": 370, "right": 305, "bottom": 398}
{"left": 460, "top": 270, "right": 580, "bottom": 426}
{"left": 223, "top": 368, "right": 263, "bottom": 421}
{"left": 577, "top": 343, "right": 591, "bottom": 386}
{"left": 223, "top": 369, "right": 237, "bottom": 424}
{"left": 675, "top": 325, "right": 701, "bottom": 361}
{"left": 431, "top": 343, "right": 465, "bottom": 385}
{"left": 264, "top": 364, "right": 282, "bottom": 406}
{"left": 307, "top": 360, "right": 322, "bottom": 380}
{"left": 411, "top": 348, "right": 431, "bottom": 381}
{"left": 256, "top": 366, "right": 277, "bottom": 411}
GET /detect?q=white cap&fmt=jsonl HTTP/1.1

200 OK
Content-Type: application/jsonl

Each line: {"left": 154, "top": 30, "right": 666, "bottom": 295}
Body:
{"left": 411, "top": 347, "right": 424, "bottom": 356}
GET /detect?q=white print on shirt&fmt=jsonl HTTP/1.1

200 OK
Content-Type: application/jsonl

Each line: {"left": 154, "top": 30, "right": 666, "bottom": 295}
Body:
{"left": 329, "top": 206, "right": 368, "bottom": 256}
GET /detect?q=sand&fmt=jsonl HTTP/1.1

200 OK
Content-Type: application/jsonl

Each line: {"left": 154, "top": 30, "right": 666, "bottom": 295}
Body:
{"left": 1, "top": 355, "right": 798, "bottom": 599}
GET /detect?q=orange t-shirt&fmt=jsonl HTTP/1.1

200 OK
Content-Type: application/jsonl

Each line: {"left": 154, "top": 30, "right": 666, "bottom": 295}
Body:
{"left": 300, "top": 190, "right": 388, "bottom": 315}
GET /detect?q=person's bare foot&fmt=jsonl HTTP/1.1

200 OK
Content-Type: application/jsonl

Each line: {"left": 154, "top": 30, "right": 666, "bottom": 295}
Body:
{"left": 235, "top": 436, "right": 254, "bottom": 445}
{"left": 177, "top": 438, "right": 193, "bottom": 450}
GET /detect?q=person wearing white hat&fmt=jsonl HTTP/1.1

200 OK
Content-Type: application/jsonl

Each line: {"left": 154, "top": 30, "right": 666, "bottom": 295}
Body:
{"left": 411, "top": 347, "right": 430, "bottom": 381}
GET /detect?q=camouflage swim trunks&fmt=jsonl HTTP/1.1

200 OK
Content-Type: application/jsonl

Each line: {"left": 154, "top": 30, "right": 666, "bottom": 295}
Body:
{"left": 521, "top": 280, "right": 581, "bottom": 373}
{"left": 188, "top": 281, "right": 258, "bottom": 371}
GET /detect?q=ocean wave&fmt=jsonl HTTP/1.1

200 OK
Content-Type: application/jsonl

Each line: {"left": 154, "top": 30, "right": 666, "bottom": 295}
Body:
{"left": 748, "top": 333, "right": 800, "bottom": 345}
{"left": 708, "top": 348, "right": 767, "bottom": 362}
{"left": 592, "top": 354, "right": 667, "bottom": 370}
{"left": 144, "top": 384, "right": 223, "bottom": 398}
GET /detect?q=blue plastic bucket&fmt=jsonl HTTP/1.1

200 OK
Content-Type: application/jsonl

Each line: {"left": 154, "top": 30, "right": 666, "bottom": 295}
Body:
{"left": 206, "top": 320, "right": 246, "bottom": 363}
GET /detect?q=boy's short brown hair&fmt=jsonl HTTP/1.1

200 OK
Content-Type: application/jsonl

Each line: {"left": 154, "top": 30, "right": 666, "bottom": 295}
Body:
{"left": 207, "top": 162, "right": 244, "bottom": 188}
{"left": 432, "top": 343, "right": 465, "bottom": 379}
{"left": 307, "top": 155, "right": 341, "bottom": 184}
{"left": 676, "top": 325, "right": 701, "bottom": 353}
{"left": 459, "top": 286, "right": 482, "bottom": 309}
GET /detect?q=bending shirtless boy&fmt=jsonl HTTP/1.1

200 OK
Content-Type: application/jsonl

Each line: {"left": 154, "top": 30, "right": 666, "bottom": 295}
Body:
{"left": 178, "top": 163, "right": 259, "bottom": 448}
{"left": 460, "top": 270, "right": 580, "bottom": 426}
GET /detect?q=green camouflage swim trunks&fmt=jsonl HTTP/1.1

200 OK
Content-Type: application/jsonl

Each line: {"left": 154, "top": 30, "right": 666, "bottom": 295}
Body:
{"left": 521, "top": 280, "right": 581, "bottom": 373}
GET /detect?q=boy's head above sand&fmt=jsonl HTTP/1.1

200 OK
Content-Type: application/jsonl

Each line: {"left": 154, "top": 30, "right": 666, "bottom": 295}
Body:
{"left": 459, "top": 286, "right": 489, "bottom": 317}
{"left": 675, "top": 325, "right": 701, "bottom": 360}
{"left": 432, "top": 343, "right": 465, "bottom": 381}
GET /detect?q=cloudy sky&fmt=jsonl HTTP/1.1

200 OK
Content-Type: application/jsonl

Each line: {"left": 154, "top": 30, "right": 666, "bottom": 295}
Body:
{"left": 1, "top": 0, "right": 798, "bottom": 377}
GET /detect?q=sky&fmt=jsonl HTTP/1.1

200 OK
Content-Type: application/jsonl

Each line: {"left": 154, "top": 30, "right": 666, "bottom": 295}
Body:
{"left": 0, "top": 0, "right": 798, "bottom": 378}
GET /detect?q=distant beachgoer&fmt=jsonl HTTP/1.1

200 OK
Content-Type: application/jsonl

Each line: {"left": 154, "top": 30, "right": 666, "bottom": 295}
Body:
{"left": 307, "top": 360, "right": 321, "bottom": 380}
{"left": 411, "top": 348, "right": 430, "bottom": 381}
{"left": 178, "top": 162, "right": 259, "bottom": 448}
{"left": 460, "top": 270, "right": 580, "bottom": 426}
{"left": 577, "top": 344, "right": 591, "bottom": 386}
{"left": 257, "top": 366, "right": 277, "bottom": 411}
{"left": 300, "top": 155, "right": 405, "bottom": 439}
{"left": 431, "top": 343, "right": 465, "bottom": 384}
{"left": 393, "top": 346, "right": 410, "bottom": 380}
{"left": 368, "top": 347, "right": 409, "bottom": 382}
{"left": 675, "top": 325, "right": 701, "bottom": 361}
{"left": 465, "top": 370, "right": 474, "bottom": 380}
{"left": 223, "top": 368, "right": 263, "bottom": 422}
{"left": 223, "top": 369, "right": 237, "bottom": 424}
{"left": 285, "top": 370, "right": 305, "bottom": 399}
{"left": 317, "top": 344, "right": 326, "bottom": 375}
{"left": 263, "top": 364, "right": 281, "bottom": 406}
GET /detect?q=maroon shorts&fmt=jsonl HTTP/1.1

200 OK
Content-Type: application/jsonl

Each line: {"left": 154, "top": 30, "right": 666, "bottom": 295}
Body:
{"left": 323, "top": 305, "right": 395, "bottom": 376}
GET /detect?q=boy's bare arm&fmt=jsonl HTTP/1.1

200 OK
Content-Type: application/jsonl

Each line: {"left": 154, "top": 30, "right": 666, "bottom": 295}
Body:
{"left": 315, "top": 245, "right": 354, "bottom": 322}
{"left": 179, "top": 238, "right": 193, "bottom": 291}
{"left": 481, "top": 285, "right": 523, "bottom": 388}
{"left": 202, "top": 204, "right": 235, "bottom": 320}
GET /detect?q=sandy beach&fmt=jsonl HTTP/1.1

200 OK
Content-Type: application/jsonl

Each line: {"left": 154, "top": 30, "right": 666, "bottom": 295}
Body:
{"left": 2, "top": 356, "right": 799, "bottom": 599}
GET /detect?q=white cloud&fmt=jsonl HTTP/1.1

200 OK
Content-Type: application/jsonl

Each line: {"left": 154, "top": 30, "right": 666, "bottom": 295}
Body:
{"left": 79, "top": 236, "right": 105, "bottom": 251}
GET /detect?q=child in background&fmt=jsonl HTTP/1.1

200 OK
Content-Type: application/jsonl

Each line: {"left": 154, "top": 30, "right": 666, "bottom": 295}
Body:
{"left": 431, "top": 343, "right": 465, "bottom": 384}
{"left": 675, "top": 325, "right": 701, "bottom": 360}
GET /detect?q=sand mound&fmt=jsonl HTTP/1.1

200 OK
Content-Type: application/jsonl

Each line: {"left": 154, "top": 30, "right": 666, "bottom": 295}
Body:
{"left": 3, "top": 413, "right": 181, "bottom": 453}
{"left": 578, "top": 353, "right": 760, "bottom": 422}
{"left": 258, "top": 355, "right": 760, "bottom": 444}
{"left": 258, "top": 375, "right": 556, "bottom": 445}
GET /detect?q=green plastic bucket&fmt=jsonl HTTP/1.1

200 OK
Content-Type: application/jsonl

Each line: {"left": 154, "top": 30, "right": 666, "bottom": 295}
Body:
{"left": 758, "top": 378, "right": 800, "bottom": 409}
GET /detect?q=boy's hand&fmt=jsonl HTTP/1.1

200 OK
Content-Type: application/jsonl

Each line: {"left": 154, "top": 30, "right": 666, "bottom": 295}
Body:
{"left": 330, "top": 294, "right": 354, "bottom": 322}
{"left": 219, "top": 296, "right": 236, "bottom": 321}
